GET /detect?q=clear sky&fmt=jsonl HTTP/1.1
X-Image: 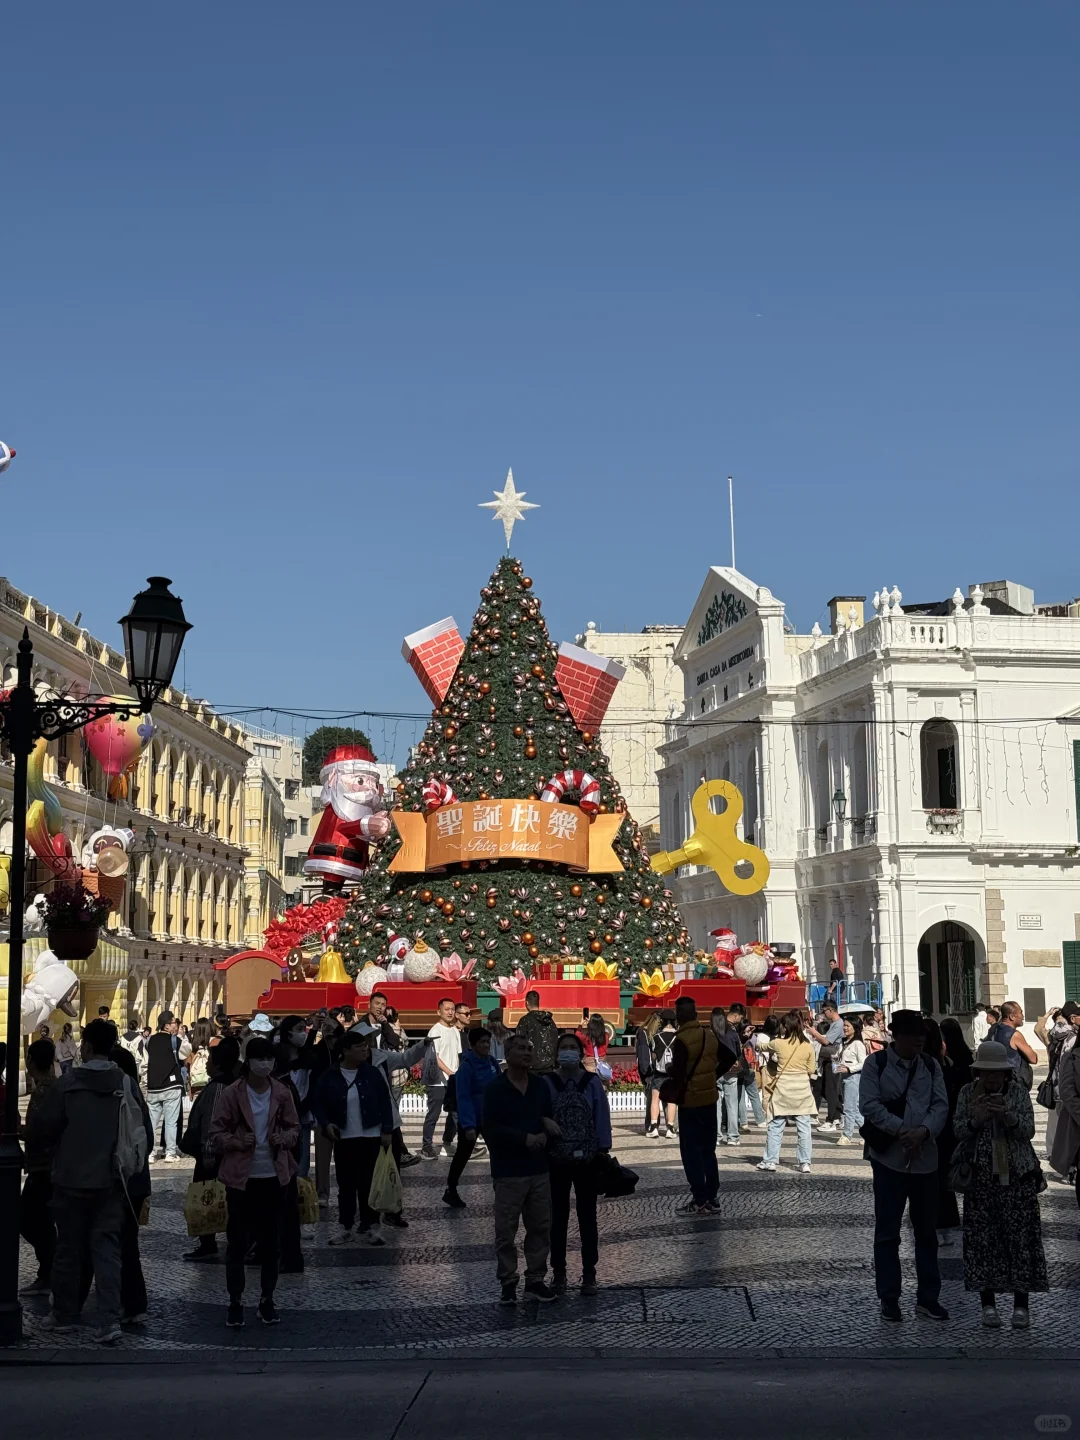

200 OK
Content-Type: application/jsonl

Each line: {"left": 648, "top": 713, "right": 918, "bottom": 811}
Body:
{"left": 3, "top": 3, "right": 1077, "bottom": 762}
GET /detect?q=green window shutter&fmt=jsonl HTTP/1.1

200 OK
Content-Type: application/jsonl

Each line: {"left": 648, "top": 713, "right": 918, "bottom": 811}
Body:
{"left": 1064, "top": 942, "right": 1080, "bottom": 1003}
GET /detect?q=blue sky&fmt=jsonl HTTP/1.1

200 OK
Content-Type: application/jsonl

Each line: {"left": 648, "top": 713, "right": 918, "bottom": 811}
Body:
{"left": 3, "top": 3, "right": 1077, "bottom": 761}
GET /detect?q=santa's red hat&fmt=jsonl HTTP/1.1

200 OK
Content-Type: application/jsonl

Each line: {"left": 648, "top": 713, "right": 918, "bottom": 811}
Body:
{"left": 320, "top": 745, "right": 379, "bottom": 782}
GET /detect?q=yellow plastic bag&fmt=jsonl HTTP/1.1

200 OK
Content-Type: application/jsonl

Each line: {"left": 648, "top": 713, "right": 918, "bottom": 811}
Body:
{"left": 184, "top": 1179, "right": 227, "bottom": 1237}
{"left": 296, "top": 1175, "right": 319, "bottom": 1225}
{"left": 368, "top": 1146, "right": 402, "bottom": 1214}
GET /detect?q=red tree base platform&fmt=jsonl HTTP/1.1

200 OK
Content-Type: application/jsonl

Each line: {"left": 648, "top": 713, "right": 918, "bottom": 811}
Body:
{"left": 257, "top": 979, "right": 479, "bottom": 1029}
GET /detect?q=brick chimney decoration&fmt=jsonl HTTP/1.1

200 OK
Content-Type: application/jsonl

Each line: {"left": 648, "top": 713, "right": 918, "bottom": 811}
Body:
{"left": 401, "top": 618, "right": 465, "bottom": 705}
{"left": 554, "top": 642, "right": 626, "bottom": 734}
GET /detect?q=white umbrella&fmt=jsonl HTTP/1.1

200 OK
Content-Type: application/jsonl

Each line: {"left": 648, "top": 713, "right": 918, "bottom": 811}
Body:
{"left": 838, "top": 1001, "right": 874, "bottom": 1015}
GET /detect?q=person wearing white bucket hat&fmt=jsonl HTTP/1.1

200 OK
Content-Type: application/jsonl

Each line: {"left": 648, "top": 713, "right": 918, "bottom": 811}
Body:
{"left": 953, "top": 1040, "right": 1047, "bottom": 1331}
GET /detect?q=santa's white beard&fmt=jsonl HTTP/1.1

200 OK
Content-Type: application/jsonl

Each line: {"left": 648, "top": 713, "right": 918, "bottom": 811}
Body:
{"left": 322, "top": 771, "right": 382, "bottom": 823}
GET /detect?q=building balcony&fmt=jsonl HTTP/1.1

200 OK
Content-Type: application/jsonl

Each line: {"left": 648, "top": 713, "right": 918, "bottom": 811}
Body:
{"left": 925, "top": 808, "right": 963, "bottom": 837}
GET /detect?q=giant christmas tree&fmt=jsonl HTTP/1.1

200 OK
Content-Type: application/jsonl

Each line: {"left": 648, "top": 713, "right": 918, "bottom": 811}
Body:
{"left": 338, "top": 554, "right": 689, "bottom": 986}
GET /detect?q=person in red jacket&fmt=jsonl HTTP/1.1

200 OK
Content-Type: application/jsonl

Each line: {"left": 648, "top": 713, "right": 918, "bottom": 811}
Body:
{"left": 208, "top": 1037, "right": 299, "bottom": 1330}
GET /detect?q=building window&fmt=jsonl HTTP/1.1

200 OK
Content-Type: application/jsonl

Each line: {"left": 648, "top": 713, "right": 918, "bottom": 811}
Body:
{"left": 920, "top": 719, "right": 959, "bottom": 810}
{"left": 253, "top": 743, "right": 279, "bottom": 759}
{"left": 299, "top": 817, "right": 308, "bottom": 836}
{"left": 285, "top": 855, "right": 301, "bottom": 876}
{"left": 284, "top": 779, "right": 300, "bottom": 799}
{"left": 285, "top": 819, "right": 297, "bottom": 838}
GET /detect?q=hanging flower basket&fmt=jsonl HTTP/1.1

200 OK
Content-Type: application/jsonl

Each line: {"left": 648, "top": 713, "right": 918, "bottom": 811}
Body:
{"left": 47, "top": 926, "right": 100, "bottom": 960}
{"left": 41, "top": 882, "right": 110, "bottom": 959}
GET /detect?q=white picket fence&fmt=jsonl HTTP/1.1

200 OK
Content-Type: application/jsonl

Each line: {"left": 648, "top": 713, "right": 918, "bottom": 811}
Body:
{"left": 400, "top": 1089, "right": 646, "bottom": 1115}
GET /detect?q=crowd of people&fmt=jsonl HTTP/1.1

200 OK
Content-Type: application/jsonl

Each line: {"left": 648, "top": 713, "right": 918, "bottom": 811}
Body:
{"left": 14, "top": 984, "right": 1080, "bottom": 1339}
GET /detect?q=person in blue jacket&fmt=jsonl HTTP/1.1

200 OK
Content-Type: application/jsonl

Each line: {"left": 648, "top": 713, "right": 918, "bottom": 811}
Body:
{"left": 444, "top": 1027, "right": 501, "bottom": 1210}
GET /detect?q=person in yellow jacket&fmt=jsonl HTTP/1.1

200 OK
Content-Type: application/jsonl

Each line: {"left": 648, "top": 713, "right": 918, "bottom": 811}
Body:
{"left": 757, "top": 1010, "right": 818, "bottom": 1174}
{"left": 666, "top": 996, "right": 737, "bottom": 1216}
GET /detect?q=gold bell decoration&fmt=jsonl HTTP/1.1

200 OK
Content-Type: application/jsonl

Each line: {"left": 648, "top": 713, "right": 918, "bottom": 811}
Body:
{"left": 316, "top": 947, "right": 349, "bottom": 984}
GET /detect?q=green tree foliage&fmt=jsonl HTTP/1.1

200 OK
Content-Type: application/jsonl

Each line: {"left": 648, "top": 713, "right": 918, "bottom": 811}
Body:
{"left": 302, "top": 726, "right": 374, "bottom": 786}
{"left": 339, "top": 556, "right": 688, "bottom": 987}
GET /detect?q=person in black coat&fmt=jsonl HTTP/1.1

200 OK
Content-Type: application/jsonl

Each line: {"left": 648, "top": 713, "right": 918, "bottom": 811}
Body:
{"left": 930, "top": 1017, "right": 973, "bottom": 1246}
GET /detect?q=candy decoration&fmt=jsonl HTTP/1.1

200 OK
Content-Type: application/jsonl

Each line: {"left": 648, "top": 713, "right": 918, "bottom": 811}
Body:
{"left": 538, "top": 769, "right": 600, "bottom": 817}
{"left": 423, "top": 778, "right": 458, "bottom": 813}
{"left": 322, "top": 918, "right": 339, "bottom": 950}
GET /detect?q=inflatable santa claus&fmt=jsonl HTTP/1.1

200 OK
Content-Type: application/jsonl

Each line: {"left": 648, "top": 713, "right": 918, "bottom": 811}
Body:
{"left": 303, "top": 745, "right": 392, "bottom": 891}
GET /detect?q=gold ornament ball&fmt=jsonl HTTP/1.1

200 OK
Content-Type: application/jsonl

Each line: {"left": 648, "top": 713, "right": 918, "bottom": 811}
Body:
{"left": 513, "top": 725, "right": 524, "bottom": 738}
{"left": 524, "top": 743, "right": 537, "bottom": 759}
{"left": 531, "top": 664, "right": 544, "bottom": 678}
{"left": 522, "top": 577, "right": 533, "bottom": 589}
{"left": 644, "top": 937, "right": 654, "bottom": 950}
{"left": 420, "top": 889, "right": 433, "bottom": 904}
{"left": 444, "top": 725, "right": 457, "bottom": 739}
{"left": 595, "top": 893, "right": 607, "bottom": 905}
{"left": 582, "top": 731, "right": 593, "bottom": 743}
{"left": 521, "top": 930, "right": 535, "bottom": 945}
{"left": 479, "top": 680, "right": 491, "bottom": 694}
{"left": 485, "top": 957, "right": 497, "bottom": 971}
{"left": 641, "top": 896, "right": 653, "bottom": 909}
{"left": 528, "top": 944, "right": 539, "bottom": 959}
{"left": 570, "top": 883, "right": 583, "bottom": 898}
{"left": 589, "top": 939, "right": 604, "bottom": 955}
{"left": 486, "top": 896, "right": 497, "bottom": 909}
{"left": 604, "top": 933, "right": 614, "bottom": 944}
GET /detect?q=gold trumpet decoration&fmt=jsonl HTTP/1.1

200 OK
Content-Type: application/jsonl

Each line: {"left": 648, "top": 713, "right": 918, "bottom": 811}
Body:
{"left": 651, "top": 780, "right": 770, "bottom": 896}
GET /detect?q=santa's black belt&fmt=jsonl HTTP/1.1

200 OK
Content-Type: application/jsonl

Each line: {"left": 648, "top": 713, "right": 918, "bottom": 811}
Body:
{"left": 311, "top": 842, "right": 365, "bottom": 864}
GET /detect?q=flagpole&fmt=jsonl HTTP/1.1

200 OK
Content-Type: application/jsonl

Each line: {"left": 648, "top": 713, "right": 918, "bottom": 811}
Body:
{"left": 728, "top": 475, "right": 736, "bottom": 570}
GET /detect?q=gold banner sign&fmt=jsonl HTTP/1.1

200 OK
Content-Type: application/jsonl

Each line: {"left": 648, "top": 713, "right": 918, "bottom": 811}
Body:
{"left": 389, "top": 799, "right": 624, "bottom": 875}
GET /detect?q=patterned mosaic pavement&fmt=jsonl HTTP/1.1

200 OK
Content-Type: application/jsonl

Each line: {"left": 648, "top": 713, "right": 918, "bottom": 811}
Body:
{"left": 8, "top": 1103, "right": 1080, "bottom": 1360}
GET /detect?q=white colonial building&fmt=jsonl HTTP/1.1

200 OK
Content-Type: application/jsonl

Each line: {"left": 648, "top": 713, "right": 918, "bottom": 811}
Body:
{"left": 657, "top": 568, "right": 1080, "bottom": 1023}
{"left": 577, "top": 621, "right": 683, "bottom": 847}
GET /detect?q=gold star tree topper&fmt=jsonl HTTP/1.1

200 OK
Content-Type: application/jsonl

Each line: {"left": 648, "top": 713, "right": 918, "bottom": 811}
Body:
{"left": 479, "top": 468, "right": 539, "bottom": 549}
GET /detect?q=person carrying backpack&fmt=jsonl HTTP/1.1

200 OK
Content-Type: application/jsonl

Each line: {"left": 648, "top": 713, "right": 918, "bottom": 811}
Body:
{"left": 28, "top": 1018, "right": 154, "bottom": 1344}
{"left": 543, "top": 1032, "right": 612, "bottom": 1296}
{"left": 647, "top": 1012, "right": 680, "bottom": 1138}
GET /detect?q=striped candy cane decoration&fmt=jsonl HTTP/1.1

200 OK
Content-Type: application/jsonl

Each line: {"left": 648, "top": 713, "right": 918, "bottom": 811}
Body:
{"left": 538, "top": 769, "right": 601, "bottom": 817}
{"left": 422, "top": 778, "right": 458, "bottom": 813}
{"left": 322, "top": 919, "right": 339, "bottom": 950}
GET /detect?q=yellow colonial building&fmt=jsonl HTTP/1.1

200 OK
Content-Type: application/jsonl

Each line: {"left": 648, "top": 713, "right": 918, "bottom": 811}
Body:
{"left": 0, "top": 576, "right": 254, "bottom": 1028}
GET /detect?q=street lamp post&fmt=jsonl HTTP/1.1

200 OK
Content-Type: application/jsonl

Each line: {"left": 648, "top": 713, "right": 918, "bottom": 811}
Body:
{"left": 0, "top": 577, "right": 190, "bottom": 1344}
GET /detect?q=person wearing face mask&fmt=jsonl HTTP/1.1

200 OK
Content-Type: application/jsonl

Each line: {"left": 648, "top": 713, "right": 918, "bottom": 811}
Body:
{"left": 274, "top": 1016, "right": 317, "bottom": 1179}
{"left": 543, "top": 1033, "right": 612, "bottom": 1296}
{"left": 208, "top": 1036, "right": 300, "bottom": 1330}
